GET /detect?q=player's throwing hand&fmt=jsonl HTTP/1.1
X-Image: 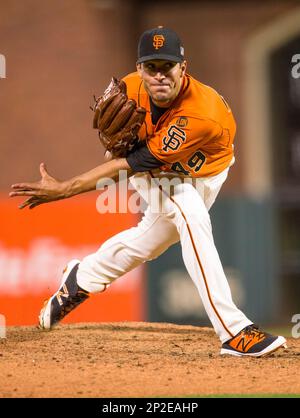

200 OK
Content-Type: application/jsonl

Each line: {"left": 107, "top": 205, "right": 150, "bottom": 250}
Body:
{"left": 9, "top": 162, "right": 67, "bottom": 209}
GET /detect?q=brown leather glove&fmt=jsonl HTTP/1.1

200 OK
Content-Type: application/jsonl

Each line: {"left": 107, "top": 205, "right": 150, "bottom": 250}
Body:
{"left": 92, "top": 77, "right": 146, "bottom": 158}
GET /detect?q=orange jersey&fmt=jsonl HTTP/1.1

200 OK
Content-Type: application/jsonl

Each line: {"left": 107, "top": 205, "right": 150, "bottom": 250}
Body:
{"left": 123, "top": 72, "right": 236, "bottom": 177}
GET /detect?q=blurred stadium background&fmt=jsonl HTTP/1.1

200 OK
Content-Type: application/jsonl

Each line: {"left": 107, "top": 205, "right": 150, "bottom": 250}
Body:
{"left": 0, "top": 0, "right": 300, "bottom": 329}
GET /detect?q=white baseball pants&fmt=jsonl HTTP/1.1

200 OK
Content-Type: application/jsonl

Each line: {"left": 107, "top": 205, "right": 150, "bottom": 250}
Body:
{"left": 77, "top": 169, "right": 252, "bottom": 343}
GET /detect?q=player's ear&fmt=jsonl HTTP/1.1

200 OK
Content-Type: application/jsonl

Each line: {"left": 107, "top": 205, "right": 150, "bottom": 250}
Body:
{"left": 180, "top": 60, "right": 187, "bottom": 76}
{"left": 136, "top": 63, "right": 142, "bottom": 75}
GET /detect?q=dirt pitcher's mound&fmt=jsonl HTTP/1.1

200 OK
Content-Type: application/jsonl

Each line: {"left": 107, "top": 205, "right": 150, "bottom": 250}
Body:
{"left": 0, "top": 322, "right": 299, "bottom": 398}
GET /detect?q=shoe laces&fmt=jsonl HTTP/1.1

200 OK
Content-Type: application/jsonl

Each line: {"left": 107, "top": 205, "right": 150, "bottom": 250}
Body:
{"left": 60, "top": 291, "right": 88, "bottom": 317}
{"left": 243, "top": 324, "right": 265, "bottom": 340}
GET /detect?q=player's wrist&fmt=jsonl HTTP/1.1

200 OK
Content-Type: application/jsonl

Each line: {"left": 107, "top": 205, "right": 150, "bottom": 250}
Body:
{"left": 61, "top": 179, "right": 77, "bottom": 198}
{"left": 62, "top": 177, "right": 94, "bottom": 198}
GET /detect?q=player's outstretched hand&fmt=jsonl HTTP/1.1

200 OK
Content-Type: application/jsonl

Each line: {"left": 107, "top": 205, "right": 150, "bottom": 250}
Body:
{"left": 9, "top": 163, "right": 67, "bottom": 209}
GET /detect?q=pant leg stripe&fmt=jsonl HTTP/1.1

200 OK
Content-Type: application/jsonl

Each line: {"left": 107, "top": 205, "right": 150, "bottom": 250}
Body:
{"left": 149, "top": 172, "right": 234, "bottom": 338}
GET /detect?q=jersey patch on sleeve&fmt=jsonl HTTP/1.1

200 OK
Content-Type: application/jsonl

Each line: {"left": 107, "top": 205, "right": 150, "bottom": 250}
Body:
{"left": 162, "top": 125, "right": 186, "bottom": 152}
{"left": 176, "top": 116, "right": 188, "bottom": 128}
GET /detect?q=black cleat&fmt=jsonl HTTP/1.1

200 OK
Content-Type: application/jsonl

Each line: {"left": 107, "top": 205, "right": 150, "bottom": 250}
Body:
{"left": 220, "top": 324, "right": 287, "bottom": 357}
{"left": 39, "top": 259, "right": 89, "bottom": 329}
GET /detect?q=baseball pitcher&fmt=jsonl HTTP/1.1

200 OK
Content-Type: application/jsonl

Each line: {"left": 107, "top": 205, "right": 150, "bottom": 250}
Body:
{"left": 10, "top": 27, "right": 286, "bottom": 357}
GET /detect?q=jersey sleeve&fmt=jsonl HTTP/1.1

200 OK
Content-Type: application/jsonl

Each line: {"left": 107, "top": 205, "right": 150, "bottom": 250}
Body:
{"left": 126, "top": 143, "right": 163, "bottom": 172}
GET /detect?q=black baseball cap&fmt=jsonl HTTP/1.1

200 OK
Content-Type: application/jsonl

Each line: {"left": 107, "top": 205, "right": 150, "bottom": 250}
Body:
{"left": 137, "top": 26, "right": 184, "bottom": 64}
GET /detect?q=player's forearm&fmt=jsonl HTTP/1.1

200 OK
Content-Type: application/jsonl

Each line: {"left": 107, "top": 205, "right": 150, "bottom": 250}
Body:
{"left": 63, "top": 157, "right": 133, "bottom": 198}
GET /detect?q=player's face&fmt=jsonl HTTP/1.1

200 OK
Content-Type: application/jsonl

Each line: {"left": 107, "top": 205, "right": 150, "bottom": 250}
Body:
{"left": 137, "top": 59, "right": 187, "bottom": 108}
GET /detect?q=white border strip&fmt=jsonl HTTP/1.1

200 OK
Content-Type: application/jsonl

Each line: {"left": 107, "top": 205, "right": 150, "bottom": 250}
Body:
{"left": 0, "top": 314, "right": 6, "bottom": 339}
{"left": 0, "top": 54, "right": 6, "bottom": 79}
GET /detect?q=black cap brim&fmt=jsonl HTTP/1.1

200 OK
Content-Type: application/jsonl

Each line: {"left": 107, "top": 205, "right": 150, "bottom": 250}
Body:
{"left": 136, "top": 54, "right": 184, "bottom": 64}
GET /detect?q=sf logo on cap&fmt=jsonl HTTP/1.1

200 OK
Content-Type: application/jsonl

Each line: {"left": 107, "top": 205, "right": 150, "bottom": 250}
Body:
{"left": 153, "top": 35, "right": 165, "bottom": 49}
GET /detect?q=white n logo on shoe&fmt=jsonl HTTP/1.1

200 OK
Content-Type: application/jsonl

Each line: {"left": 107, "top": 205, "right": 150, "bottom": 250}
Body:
{"left": 56, "top": 284, "right": 69, "bottom": 306}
